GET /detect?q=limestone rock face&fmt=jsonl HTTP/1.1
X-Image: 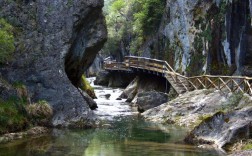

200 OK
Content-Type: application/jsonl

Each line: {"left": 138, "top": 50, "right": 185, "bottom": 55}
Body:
{"left": 0, "top": 77, "right": 18, "bottom": 101}
{"left": 0, "top": 0, "right": 107, "bottom": 127}
{"left": 119, "top": 0, "right": 252, "bottom": 76}
{"left": 142, "top": 89, "right": 252, "bottom": 128}
{"left": 87, "top": 54, "right": 104, "bottom": 77}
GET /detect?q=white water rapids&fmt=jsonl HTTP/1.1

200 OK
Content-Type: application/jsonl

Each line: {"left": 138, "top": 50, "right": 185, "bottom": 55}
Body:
{"left": 87, "top": 77, "right": 137, "bottom": 121}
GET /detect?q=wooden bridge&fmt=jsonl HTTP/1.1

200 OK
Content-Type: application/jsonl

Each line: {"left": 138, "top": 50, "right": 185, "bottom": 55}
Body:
{"left": 104, "top": 56, "right": 252, "bottom": 96}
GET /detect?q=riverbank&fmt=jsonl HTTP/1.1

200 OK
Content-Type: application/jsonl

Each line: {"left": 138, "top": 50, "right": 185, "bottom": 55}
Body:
{"left": 141, "top": 89, "right": 252, "bottom": 154}
{"left": 0, "top": 127, "right": 50, "bottom": 144}
{"left": 0, "top": 76, "right": 53, "bottom": 139}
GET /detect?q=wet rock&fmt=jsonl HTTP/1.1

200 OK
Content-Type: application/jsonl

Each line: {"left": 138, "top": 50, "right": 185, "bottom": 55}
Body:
{"left": 94, "top": 71, "right": 110, "bottom": 86}
{"left": 137, "top": 91, "right": 168, "bottom": 113}
{"left": 120, "top": 77, "right": 138, "bottom": 100}
{"left": 105, "top": 94, "right": 111, "bottom": 99}
{"left": 185, "top": 107, "right": 252, "bottom": 149}
{"left": 142, "top": 89, "right": 252, "bottom": 129}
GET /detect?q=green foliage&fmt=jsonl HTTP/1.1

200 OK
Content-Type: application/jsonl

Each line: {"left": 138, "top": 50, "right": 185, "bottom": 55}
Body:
{"left": 0, "top": 18, "right": 15, "bottom": 64}
{"left": 242, "top": 141, "right": 252, "bottom": 150}
{"left": 111, "top": 0, "right": 125, "bottom": 12}
{"left": 133, "top": 0, "right": 165, "bottom": 36}
{"left": 80, "top": 75, "right": 97, "bottom": 99}
{"left": 0, "top": 97, "right": 28, "bottom": 134}
{"left": 102, "top": 0, "right": 165, "bottom": 57}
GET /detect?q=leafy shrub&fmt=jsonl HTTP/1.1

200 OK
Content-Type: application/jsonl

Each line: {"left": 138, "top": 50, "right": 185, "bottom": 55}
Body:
{"left": 0, "top": 18, "right": 15, "bottom": 64}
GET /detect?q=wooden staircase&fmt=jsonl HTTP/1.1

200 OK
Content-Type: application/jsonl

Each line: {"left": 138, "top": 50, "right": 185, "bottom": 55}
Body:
{"left": 165, "top": 74, "right": 190, "bottom": 94}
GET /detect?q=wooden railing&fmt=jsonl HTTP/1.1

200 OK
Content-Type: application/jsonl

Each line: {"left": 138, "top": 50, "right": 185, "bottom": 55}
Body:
{"left": 104, "top": 56, "right": 252, "bottom": 96}
{"left": 187, "top": 76, "right": 252, "bottom": 95}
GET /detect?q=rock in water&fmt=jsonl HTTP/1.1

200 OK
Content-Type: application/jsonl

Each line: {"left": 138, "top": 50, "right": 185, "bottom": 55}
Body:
{"left": 137, "top": 91, "right": 169, "bottom": 113}
{"left": 185, "top": 107, "right": 252, "bottom": 149}
{"left": 0, "top": 0, "right": 107, "bottom": 127}
{"left": 104, "top": 94, "right": 111, "bottom": 99}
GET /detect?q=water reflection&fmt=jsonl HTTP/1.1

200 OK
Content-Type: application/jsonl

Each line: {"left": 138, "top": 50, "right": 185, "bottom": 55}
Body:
{"left": 0, "top": 117, "right": 221, "bottom": 156}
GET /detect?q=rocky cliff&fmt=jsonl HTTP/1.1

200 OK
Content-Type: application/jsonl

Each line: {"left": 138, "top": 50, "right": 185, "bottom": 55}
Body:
{"left": 105, "top": 0, "right": 252, "bottom": 77}
{"left": 149, "top": 0, "right": 252, "bottom": 76}
{"left": 0, "top": 0, "right": 107, "bottom": 127}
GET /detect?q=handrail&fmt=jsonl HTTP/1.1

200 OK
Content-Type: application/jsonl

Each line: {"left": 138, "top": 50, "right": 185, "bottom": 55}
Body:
{"left": 104, "top": 56, "right": 252, "bottom": 96}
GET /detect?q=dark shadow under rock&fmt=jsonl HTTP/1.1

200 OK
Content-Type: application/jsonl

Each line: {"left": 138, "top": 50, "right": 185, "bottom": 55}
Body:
{"left": 94, "top": 71, "right": 110, "bottom": 86}
{"left": 120, "top": 74, "right": 169, "bottom": 103}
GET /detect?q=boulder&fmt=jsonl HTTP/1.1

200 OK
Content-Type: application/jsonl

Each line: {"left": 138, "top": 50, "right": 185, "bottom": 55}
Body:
{"left": 185, "top": 107, "right": 252, "bottom": 149}
{"left": 120, "top": 74, "right": 168, "bottom": 103}
{"left": 120, "top": 77, "right": 138, "bottom": 99}
{"left": 137, "top": 91, "right": 169, "bottom": 113}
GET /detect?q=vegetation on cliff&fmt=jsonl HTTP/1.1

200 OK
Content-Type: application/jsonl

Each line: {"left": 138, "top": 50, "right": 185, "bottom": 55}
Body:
{"left": 0, "top": 78, "right": 53, "bottom": 135}
{"left": 80, "top": 75, "right": 97, "bottom": 99}
{"left": 103, "top": 0, "right": 165, "bottom": 58}
{"left": 0, "top": 18, "right": 15, "bottom": 64}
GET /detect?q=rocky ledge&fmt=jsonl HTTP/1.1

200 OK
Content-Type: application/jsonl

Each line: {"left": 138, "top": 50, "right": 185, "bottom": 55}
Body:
{"left": 142, "top": 89, "right": 252, "bottom": 153}
{"left": 0, "top": 127, "right": 50, "bottom": 144}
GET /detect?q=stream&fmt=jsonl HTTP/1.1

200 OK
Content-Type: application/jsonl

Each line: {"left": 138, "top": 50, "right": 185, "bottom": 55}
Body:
{"left": 0, "top": 78, "right": 222, "bottom": 156}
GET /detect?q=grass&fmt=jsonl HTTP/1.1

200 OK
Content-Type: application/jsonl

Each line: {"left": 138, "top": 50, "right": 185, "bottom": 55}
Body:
{"left": 0, "top": 97, "right": 28, "bottom": 134}
{"left": 0, "top": 98, "right": 53, "bottom": 134}
{"left": 25, "top": 100, "right": 53, "bottom": 124}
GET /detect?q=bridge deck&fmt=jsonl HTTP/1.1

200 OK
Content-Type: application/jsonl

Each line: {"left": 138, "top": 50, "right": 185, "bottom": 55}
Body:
{"left": 104, "top": 56, "right": 252, "bottom": 96}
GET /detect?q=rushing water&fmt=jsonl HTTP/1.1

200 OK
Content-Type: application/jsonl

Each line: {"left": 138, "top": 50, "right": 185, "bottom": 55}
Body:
{"left": 0, "top": 78, "right": 223, "bottom": 156}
